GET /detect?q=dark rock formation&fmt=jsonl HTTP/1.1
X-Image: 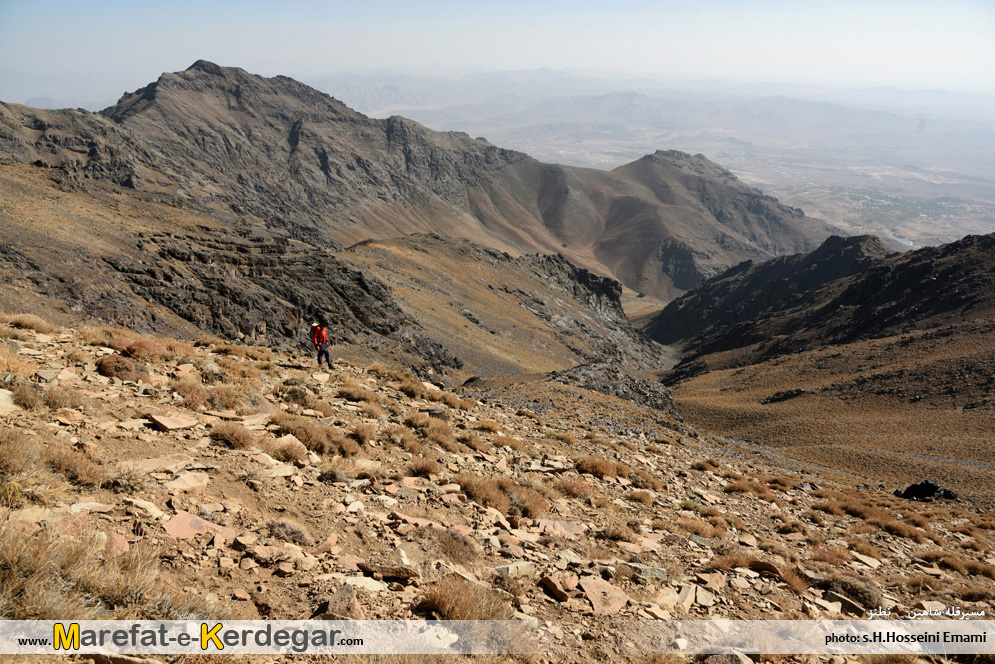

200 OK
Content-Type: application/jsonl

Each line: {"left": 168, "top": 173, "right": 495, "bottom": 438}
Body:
{"left": 894, "top": 480, "right": 958, "bottom": 502}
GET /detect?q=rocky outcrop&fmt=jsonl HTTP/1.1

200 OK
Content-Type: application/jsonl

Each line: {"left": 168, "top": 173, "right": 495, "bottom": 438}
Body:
{"left": 651, "top": 233, "right": 995, "bottom": 381}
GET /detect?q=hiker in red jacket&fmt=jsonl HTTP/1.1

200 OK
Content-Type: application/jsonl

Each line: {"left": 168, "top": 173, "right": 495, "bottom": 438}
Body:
{"left": 311, "top": 316, "right": 331, "bottom": 367}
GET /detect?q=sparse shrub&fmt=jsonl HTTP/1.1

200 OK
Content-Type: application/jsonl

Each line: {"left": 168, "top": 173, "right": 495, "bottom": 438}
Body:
{"left": 350, "top": 422, "right": 376, "bottom": 444}
{"left": 170, "top": 379, "right": 209, "bottom": 410}
{"left": 677, "top": 517, "right": 721, "bottom": 539}
{"left": 493, "top": 435, "right": 524, "bottom": 451}
{"left": 575, "top": 455, "right": 617, "bottom": 479}
{"left": 45, "top": 445, "right": 105, "bottom": 488}
{"left": 404, "top": 412, "right": 431, "bottom": 430}
{"left": 317, "top": 467, "right": 351, "bottom": 484}
{"left": 554, "top": 476, "right": 595, "bottom": 499}
{"left": 269, "top": 520, "right": 313, "bottom": 546}
{"left": 627, "top": 490, "right": 654, "bottom": 505}
{"left": 11, "top": 384, "right": 43, "bottom": 410}
{"left": 810, "top": 544, "right": 851, "bottom": 567}
{"left": 723, "top": 479, "right": 756, "bottom": 494}
{"left": 767, "top": 476, "right": 797, "bottom": 492}
{"left": 397, "top": 378, "right": 425, "bottom": 399}
{"left": 209, "top": 422, "right": 256, "bottom": 449}
{"left": 419, "top": 575, "right": 513, "bottom": 620}
{"left": 477, "top": 419, "right": 501, "bottom": 433}
{"left": 125, "top": 340, "right": 165, "bottom": 361}
{"left": 691, "top": 458, "right": 720, "bottom": 472}
{"left": 5, "top": 314, "right": 56, "bottom": 334}
{"left": 813, "top": 501, "right": 844, "bottom": 516}
{"left": 406, "top": 459, "right": 440, "bottom": 477}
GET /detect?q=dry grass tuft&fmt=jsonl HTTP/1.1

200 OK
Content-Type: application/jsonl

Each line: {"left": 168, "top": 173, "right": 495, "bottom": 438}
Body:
{"left": 350, "top": 422, "right": 377, "bottom": 444}
{"left": 44, "top": 387, "right": 88, "bottom": 411}
{"left": 476, "top": 419, "right": 501, "bottom": 433}
{"left": 338, "top": 383, "right": 380, "bottom": 403}
{"left": 404, "top": 412, "right": 431, "bottom": 430}
{"left": 406, "top": 459, "right": 440, "bottom": 478}
{"left": 268, "top": 520, "right": 313, "bottom": 546}
{"left": 627, "top": 490, "right": 654, "bottom": 505}
{"left": 810, "top": 544, "right": 852, "bottom": 567}
{"left": 419, "top": 575, "right": 513, "bottom": 620}
{"left": 0, "top": 529, "right": 219, "bottom": 619}
{"left": 11, "top": 384, "right": 43, "bottom": 410}
{"left": 262, "top": 435, "right": 308, "bottom": 463}
{"left": 554, "top": 476, "right": 596, "bottom": 499}
{"left": 209, "top": 422, "right": 257, "bottom": 449}
{"left": 3, "top": 313, "right": 56, "bottom": 334}
{"left": 706, "top": 551, "right": 756, "bottom": 571}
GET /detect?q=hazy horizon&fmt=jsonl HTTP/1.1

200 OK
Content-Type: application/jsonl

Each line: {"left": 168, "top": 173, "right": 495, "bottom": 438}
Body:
{"left": 1, "top": 0, "right": 993, "bottom": 108}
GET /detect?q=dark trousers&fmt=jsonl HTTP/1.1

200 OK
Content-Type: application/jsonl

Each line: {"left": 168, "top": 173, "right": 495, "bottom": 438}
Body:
{"left": 316, "top": 343, "right": 330, "bottom": 366}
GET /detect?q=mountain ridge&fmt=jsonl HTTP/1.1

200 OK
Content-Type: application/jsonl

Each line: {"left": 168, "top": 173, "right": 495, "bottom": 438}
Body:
{"left": 1, "top": 60, "right": 826, "bottom": 300}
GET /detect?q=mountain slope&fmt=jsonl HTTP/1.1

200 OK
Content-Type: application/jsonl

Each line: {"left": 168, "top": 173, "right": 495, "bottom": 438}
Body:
{"left": 0, "top": 60, "right": 825, "bottom": 299}
{"left": 649, "top": 232, "right": 995, "bottom": 379}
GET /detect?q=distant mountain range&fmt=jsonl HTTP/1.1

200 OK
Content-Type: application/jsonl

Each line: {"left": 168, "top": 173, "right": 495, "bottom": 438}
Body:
{"left": 0, "top": 60, "right": 828, "bottom": 300}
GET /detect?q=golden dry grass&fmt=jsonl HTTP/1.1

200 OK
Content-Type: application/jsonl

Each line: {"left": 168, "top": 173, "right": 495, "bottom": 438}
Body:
{"left": 209, "top": 422, "right": 257, "bottom": 449}
{"left": 419, "top": 575, "right": 513, "bottom": 620}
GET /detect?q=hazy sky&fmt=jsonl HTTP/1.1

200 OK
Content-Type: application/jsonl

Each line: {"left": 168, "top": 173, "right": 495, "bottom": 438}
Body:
{"left": 1, "top": 0, "right": 993, "bottom": 105}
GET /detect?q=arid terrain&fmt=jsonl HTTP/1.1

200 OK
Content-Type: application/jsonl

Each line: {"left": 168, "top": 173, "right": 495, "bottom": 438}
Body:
{"left": 1, "top": 316, "right": 994, "bottom": 664}
{"left": 1, "top": 60, "right": 994, "bottom": 664}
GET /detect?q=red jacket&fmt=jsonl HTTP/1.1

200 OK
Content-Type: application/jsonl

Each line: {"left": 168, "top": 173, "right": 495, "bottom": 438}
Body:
{"left": 311, "top": 324, "right": 328, "bottom": 346}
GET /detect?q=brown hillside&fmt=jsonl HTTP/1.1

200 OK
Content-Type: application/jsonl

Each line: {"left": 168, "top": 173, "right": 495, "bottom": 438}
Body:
{"left": 1, "top": 61, "right": 825, "bottom": 300}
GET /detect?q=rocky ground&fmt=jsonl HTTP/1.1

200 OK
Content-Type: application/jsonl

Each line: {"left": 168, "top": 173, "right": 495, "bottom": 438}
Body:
{"left": 1, "top": 316, "right": 993, "bottom": 664}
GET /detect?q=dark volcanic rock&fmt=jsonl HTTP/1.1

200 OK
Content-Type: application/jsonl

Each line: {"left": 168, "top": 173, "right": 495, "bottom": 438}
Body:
{"left": 545, "top": 362, "right": 676, "bottom": 416}
{"left": 894, "top": 480, "right": 958, "bottom": 502}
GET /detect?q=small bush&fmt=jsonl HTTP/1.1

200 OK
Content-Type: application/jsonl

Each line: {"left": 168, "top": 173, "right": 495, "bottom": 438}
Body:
{"left": 44, "top": 387, "right": 88, "bottom": 411}
{"left": 691, "top": 458, "right": 720, "bottom": 472}
{"left": 706, "top": 551, "right": 756, "bottom": 571}
{"left": 5, "top": 314, "right": 56, "bottom": 334}
{"left": 404, "top": 412, "right": 431, "bottom": 430}
{"left": 209, "top": 422, "right": 256, "bottom": 450}
{"left": 406, "top": 459, "right": 440, "bottom": 477}
{"left": 419, "top": 575, "right": 513, "bottom": 620}
{"left": 627, "top": 490, "right": 654, "bottom": 505}
{"left": 554, "top": 476, "right": 595, "bottom": 498}
{"left": 575, "top": 455, "right": 617, "bottom": 479}
{"left": 339, "top": 384, "right": 379, "bottom": 403}
{"left": 125, "top": 340, "right": 166, "bottom": 361}
{"left": 11, "top": 385, "right": 43, "bottom": 410}
{"left": 269, "top": 520, "right": 313, "bottom": 546}
{"left": 350, "top": 423, "right": 376, "bottom": 444}
{"left": 810, "top": 544, "right": 851, "bottom": 567}
{"left": 0, "top": 345, "right": 30, "bottom": 377}
{"left": 45, "top": 445, "right": 105, "bottom": 488}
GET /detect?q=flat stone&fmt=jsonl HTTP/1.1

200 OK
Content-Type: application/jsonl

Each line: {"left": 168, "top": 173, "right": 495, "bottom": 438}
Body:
{"left": 540, "top": 576, "right": 570, "bottom": 601}
{"left": 343, "top": 576, "right": 389, "bottom": 592}
{"left": 0, "top": 389, "right": 20, "bottom": 415}
{"left": 118, "top": 419, "right": 152, "bottom": 431}
{"left": 739, "top": 534, "right": 758, "bottom": 547}
{"left": 309, "top": 534, "right": 339, "bottom": 556}
{"left": 148, "top": 414, "right": 198, "bottom": 432}
{"left": 495, "top": 561, "right": 535, "bottom": 579}
{"left": 823, "top": 590, "right": 866, "bottom": 617}
{"left": 695, "top": 571, "right": 726, "bottom": 590}
{"left": 357, "top": 562, "right": 419, "bottom": 579}
{"left": 163, "top": 510, "right": 237, "bottom": 540}
{"left": 620, "top": 562, "right": 669, "bottom": 582}
{"left": 579, "top": 577, "right": 629, "bottom": 615}
{"left": 119, "top": 455, "right": 192, "bottom": 475}
{"left": 313, "top": 584, "right": 365, "bottom": 620}
{"left": 122, "top": 498, "right": 166, "bottom": 520}
{"left": 645, "top": 605, "right": 670, "bottom": 620}
{"left": 852, "top": 552, "right": 881, "bottom": 569}
{"left": 165, "top": 471, "right": 210, "bottom": 492}
{"left": 695, "top": 585, "right": 716, "bottom": 607}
